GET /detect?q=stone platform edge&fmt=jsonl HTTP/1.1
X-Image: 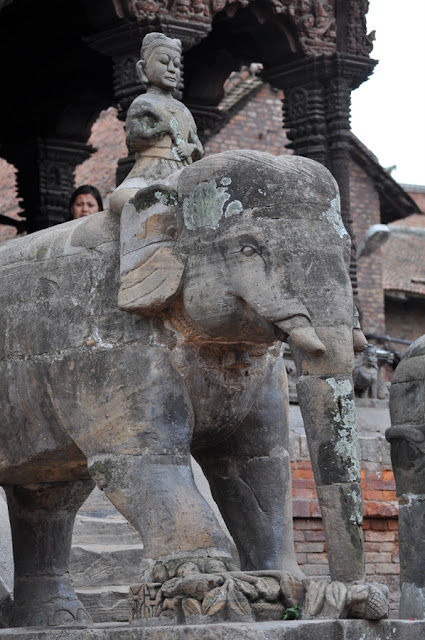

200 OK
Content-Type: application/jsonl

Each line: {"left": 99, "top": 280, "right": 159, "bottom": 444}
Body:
{"left": 0, "top": 620, "right": 424, "bottom": 640}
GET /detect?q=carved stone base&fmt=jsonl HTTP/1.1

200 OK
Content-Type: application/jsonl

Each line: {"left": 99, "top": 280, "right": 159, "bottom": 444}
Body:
{"left": 130, "top": 569, "right": 303, "bottom": 626}
{"left": 303, "top": 578, "right": 389, "bottom": 620}
{"left": 129, "top": 560, "right": 389, "bottom": 626}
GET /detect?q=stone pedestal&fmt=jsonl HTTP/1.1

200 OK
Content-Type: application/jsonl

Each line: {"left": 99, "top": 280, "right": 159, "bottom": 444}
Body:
{"left": 0, "top": 620, "right": 424, "bottom": 640}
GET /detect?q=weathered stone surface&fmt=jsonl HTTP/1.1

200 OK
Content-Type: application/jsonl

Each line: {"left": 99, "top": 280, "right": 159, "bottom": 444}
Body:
{"left": 71, "top": 545, "right": 144, "bottom": 588}
{"left": 388, "top": 334, "right": 425, "bottom": 619}
{"left": 72, "top": 516, "right": 141, "bottom": 547}
{"left": 0, "top": 490, "right": 13, "bottom": 625}
{"left": 0, "top": 491, "right": 12, "bottom": 599}
{"left": 390, "top": 381, "right": 425, "bottom": 428}
{"left": 76, "top": 587, "right": 131, "bottom": 624}
{"left": 315, "top": 484, "right": 364, "bottom": 581}
{"left": 296, "top": 376, "right": 361, "bottom": 487}
{"left": 0, "top": 147, "right": 378, "bottom": 627}
{"left": 0, "top": 620, "right": 424, "bottom": 640}
{"left": 69, "top": 460, "right": 237, "bottom": 624}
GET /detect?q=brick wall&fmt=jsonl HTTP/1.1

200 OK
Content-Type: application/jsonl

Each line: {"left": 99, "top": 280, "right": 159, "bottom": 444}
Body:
{"left": 0, "top": 158, "right": 21, "bottom": 244}
{"left": 291, "top": 461, "right": 400, "bottom": 617}
{"left": 385, "top": 297, "right": 425, "bottom": 347}
{"left": 75, "top": 107, "right": 126, "bottom": 205}
{"left": 406, "top": 190, "right": 425, "bottom": 214}
{"left": 204, "top": 84, "right": 289, "bottom": 157}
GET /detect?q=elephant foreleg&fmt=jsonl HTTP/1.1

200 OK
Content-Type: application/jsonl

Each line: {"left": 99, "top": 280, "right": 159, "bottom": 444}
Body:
{"left": 5, "top": 477, "right": 94, "bottom": 628}
{"left": 290, "top": 327, "right": 365, "bottom": 583}
{"left": 87, "top": 452, "right": 233, "bottom": 570}
{"left": 195, "top": 356, "right": 303, "bottom": 579}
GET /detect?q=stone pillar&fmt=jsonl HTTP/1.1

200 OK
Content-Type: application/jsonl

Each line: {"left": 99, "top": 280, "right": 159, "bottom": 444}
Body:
{"left": 263, "top": 53, "right": 376, "bottom": 296}
{"left": 2, "top": 138, "right": 94, "bottom": 232}
{"left": 87, "top": 20, "right": 210, "bottom": 186}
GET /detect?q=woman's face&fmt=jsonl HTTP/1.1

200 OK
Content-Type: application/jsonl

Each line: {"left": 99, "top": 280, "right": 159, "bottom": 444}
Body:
{"left": 144, "top": 46, "right": 180, "bottom": 91}
{"left": 71, "top": 193, "right": 100, "bottom": 219}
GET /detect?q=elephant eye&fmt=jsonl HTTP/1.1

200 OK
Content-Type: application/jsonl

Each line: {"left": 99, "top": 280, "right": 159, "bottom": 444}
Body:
{"left": 241, "top": 246, "right": 257, "bottom": 257}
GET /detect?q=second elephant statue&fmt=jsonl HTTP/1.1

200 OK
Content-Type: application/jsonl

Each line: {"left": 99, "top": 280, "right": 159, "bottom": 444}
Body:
{"left": 387, "top": 334, "right": 425, "bottom": 619}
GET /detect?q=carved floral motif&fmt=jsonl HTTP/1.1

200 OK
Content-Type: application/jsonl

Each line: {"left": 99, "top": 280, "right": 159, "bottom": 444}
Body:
{"left": 130, "top": 560, "right": 304, "bottom": 625}
{"left": 129, "top": 558, "right": 389, "bottom": 625}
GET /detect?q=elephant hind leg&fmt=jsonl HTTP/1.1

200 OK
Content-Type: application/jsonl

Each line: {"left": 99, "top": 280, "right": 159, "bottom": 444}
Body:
{"left": 5, "top": 477, "right": 94, "bottom": 628}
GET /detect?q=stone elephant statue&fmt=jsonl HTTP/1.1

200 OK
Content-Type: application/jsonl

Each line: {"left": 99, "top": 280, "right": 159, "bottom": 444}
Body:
{"left": 0, "top": 150, "right": 386, "bottom": 627}
{"left": 387, "top": 334, "right": 425, "bottom": 619}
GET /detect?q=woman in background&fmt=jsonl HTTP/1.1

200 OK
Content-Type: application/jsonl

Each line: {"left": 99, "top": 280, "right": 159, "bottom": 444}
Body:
{"left": 68, "top": 185, "right": 103, "bottom": 220}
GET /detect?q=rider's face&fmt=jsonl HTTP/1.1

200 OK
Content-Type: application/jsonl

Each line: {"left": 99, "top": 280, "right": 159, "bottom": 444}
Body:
{"left": 144, "top": 46, "right": 180, "bottom": 91}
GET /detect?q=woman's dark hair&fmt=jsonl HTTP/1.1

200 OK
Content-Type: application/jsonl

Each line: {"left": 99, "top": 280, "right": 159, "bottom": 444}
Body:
{"left": 67, "top": 184, "right": 103, "bottom": 220}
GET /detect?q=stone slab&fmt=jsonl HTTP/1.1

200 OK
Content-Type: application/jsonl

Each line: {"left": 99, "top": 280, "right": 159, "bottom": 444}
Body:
{"left": 72, "top": 516, "right": 141, "bottom": 546}
{"left": 70, "top": 544, "right": 144, "bottom": 588}
{"left": 0, "top": 620, "right": 423, "bottom": 640}
{"left": 76, "top": 587, "right": 130, "bottom": 623}
{"left": 0, "top": 490, "right": 12, "bottom": 599}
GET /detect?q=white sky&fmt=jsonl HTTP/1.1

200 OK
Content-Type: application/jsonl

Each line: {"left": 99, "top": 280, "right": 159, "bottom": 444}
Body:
{"left": 350, "top": 0, "right": 425, "bottom": 186}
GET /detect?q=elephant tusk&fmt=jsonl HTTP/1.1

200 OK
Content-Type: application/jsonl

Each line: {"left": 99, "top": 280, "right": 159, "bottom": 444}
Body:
{"left": 274, "top": 318, "right": 326, "bottom": 355}
{"left": 274, "top": 319, "right": 327, "bottom": 356}
{"left": 289, "top": 327, "right": 326, "bottom": 355}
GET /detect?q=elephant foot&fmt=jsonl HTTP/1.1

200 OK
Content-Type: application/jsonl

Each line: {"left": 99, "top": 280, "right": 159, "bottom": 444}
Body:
{"left": 302, "top": 578, "right": 389, "bottom": 620}
{"left": 130, "top": 559, "right": 305, "bottom": 626}
{"left": 9, "top": 575, "right": 92, "bottom": 628}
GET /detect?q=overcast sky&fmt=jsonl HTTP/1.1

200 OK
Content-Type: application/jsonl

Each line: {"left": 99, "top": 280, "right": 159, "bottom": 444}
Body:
{"left": 350, "top": 0, "right": 425, "bottom": 186}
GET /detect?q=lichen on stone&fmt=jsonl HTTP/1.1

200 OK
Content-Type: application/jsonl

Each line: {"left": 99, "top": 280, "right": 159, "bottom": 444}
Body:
{"left": 320, "top": 195, "right": 347, "bottom": 238}
{"left": 224, "top": 200, "right": 243, "bottom": 218}
{"left": 183, "top": 180, "right": 242, "bottom": 230}
{"left": 155, "top": 191, "right": 170, "bottom": 206}
{"left": 326, "top": 377, "right": 360, "bottom": 482}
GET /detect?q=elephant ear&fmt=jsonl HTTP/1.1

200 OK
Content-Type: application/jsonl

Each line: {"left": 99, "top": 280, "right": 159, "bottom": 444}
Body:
{"left": 118, "top": 183, "right": 185, "bottom": 315}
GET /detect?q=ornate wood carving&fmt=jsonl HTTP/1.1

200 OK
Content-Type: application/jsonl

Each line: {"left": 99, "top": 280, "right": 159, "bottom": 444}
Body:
{"left": 112, "top": 0, "right": 338, "bottom": 55}
{"left": 269, "top": 0, "right": 336, "bottom": 55}
{"left": 345, "top": 0, "right": 374, "bottom": 56}
{"left": 3, "top": 138, "right": 94, "bottom": 232}
{"left": 111, "top": 0, "right": 375, "bottom": 58}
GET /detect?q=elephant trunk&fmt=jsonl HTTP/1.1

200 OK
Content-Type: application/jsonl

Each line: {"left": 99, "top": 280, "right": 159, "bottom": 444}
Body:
{"left": 288, "top": 324, "right": 365, "bottom": 583}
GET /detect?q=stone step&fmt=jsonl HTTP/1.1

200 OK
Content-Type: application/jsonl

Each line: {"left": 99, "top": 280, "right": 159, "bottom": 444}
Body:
{"left": 75, "top": 586, "right": 130, "bottom": 623}
{"left": 77, "top": 487, "right": 122, "bottom": 519}
{"left": 0, "top": 619, "right": 421, "bottom": 640}
{"left": 72, "top": 515, "right": 142, "bottom": 546}
{"left": 70, "top": 544, "right": 144, "bottom": 588}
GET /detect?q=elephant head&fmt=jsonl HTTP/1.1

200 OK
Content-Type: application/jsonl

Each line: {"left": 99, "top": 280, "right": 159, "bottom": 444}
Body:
{"left": 119, "top": 150, "right": 367, "bottom": 583}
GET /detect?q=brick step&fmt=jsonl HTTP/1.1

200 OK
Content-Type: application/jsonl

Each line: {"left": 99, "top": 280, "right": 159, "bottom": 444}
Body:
{"left": 72, "top": 515, "right": 142, "bottom": 546}
{"left": 75, "top": 586, "right": 130, "bottom": 623}
{"left": 70, "top": 544, "right": 144, "bottom": 588}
